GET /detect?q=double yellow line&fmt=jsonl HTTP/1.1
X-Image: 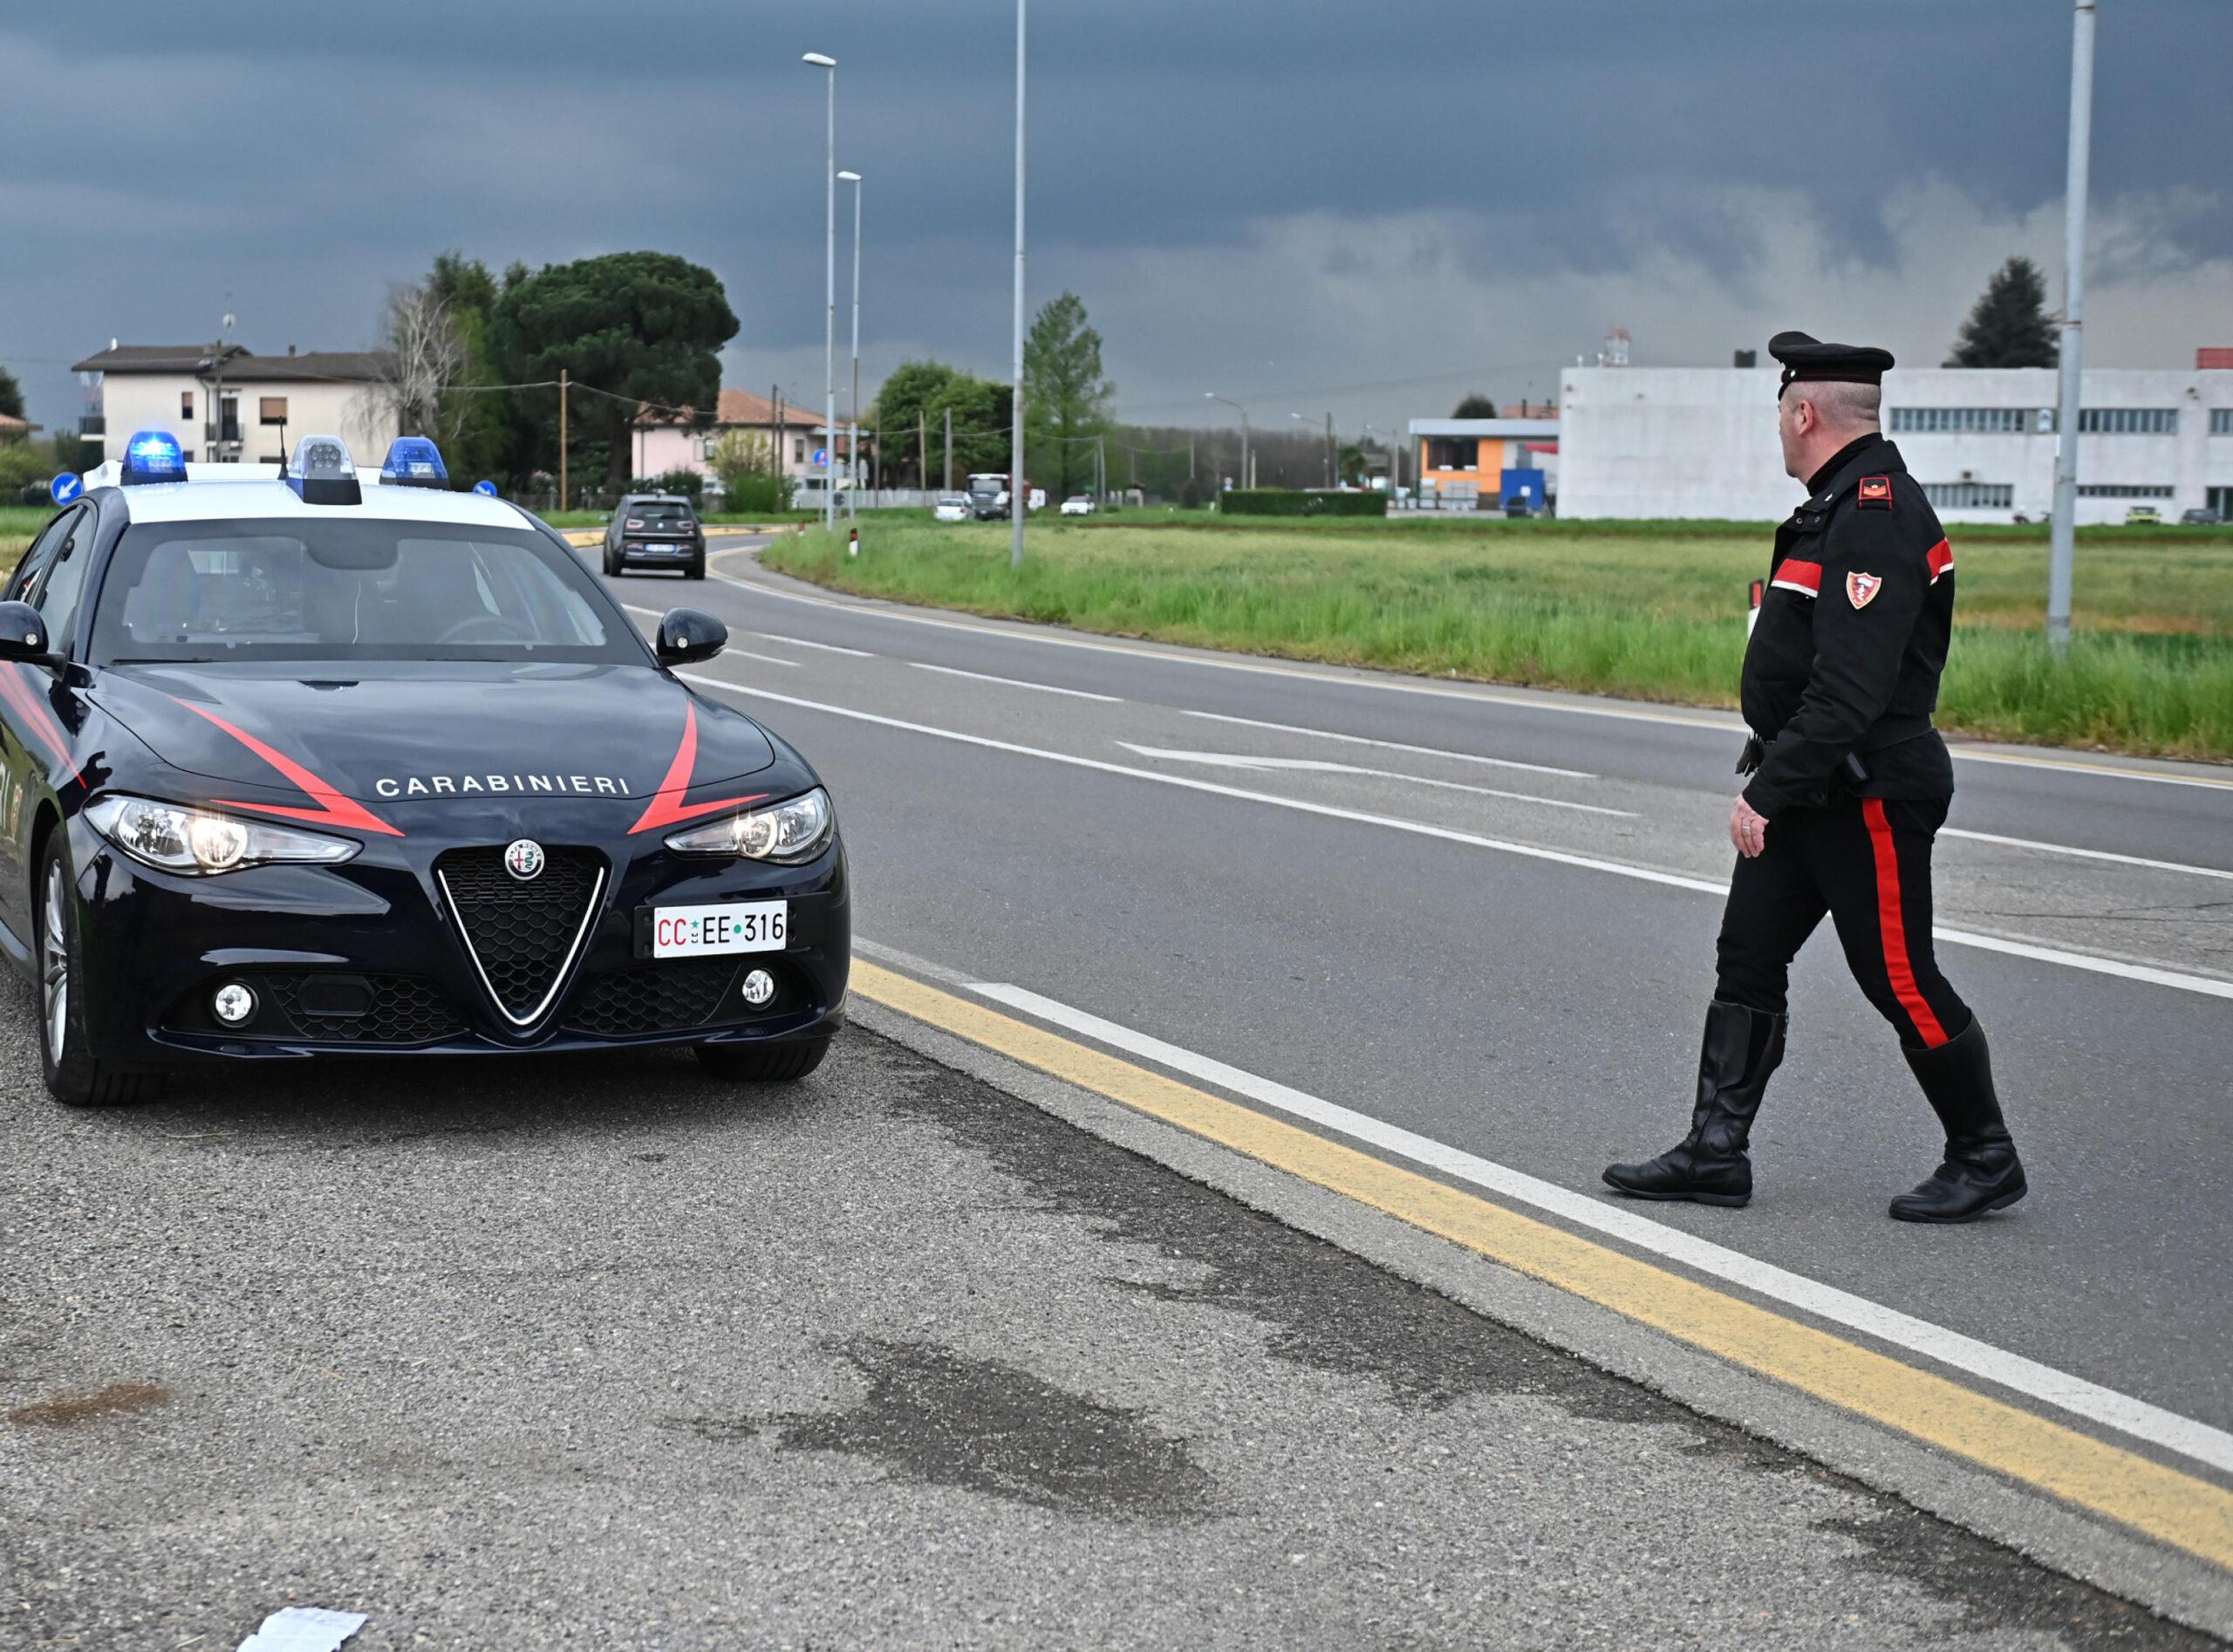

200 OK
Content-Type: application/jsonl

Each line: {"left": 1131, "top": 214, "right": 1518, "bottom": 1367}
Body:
{"left": 853, "top": 959, "right": 2233, "bottom": 1571}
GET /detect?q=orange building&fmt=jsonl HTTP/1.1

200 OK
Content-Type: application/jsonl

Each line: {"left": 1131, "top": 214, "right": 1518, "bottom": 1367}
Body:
{"left": 1409, "top": 416, "right": 1559, "bottom": 509}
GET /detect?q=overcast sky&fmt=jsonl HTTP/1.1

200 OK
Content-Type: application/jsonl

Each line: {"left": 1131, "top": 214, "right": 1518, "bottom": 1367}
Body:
{"left": 3, "top": 0, "right": 2230, "bottom": 441}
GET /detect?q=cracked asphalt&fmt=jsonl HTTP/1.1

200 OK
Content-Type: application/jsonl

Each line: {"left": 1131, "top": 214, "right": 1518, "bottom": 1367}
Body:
{"left": 3, "top": 977, "right": 2216, "bottom": 1649}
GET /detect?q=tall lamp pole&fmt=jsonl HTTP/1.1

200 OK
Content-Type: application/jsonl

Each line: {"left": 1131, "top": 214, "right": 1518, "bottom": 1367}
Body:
{"left": 840, "top": 169, "right": 864, "bottom": 520}
{"left": 2047, "top": 0, "right": 2095, "bottom": 659}
{"left": 1009, "top": 0, "right": 1028, "bottom": 569}
{"left": 803, "top": 52, "right": 838, "bottom": 535}
{"left": 1207, "top": 393, "right": 1249, "bottom": 493}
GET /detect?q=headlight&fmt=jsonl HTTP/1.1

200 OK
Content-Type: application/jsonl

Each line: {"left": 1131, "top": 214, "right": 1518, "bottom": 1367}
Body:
{"left": 85, "top": 795, "right": 362, "bottom": 876}
{"left": 665, "top": 787, "right": 834, "bottom": 862}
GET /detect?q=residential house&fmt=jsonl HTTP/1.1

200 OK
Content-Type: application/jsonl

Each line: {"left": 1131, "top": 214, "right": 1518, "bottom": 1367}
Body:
{"left": 71, "top": 343, "right": 396, "bottom": 468}
{"left": 631, "top": 388, "right": 859, "bottom": 493}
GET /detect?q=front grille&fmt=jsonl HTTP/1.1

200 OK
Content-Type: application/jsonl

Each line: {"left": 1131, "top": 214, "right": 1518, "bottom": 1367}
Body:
{"left": 436, "top": 845, "right": 606, "bottom": 1024}
{"left": 265, "top": 973, "right": 462, "bottom": 1044}
{"left": 564, "top": 959, "right": 740, "bottom": 1036}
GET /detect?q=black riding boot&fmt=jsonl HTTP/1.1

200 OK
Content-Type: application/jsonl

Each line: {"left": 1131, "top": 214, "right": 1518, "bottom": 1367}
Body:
{"left": 1603, "top": 1000, "right": 1786, "bottom": 1207}
{"left": 1889, "top": 1018, "right": 2026, "bottom": 1223}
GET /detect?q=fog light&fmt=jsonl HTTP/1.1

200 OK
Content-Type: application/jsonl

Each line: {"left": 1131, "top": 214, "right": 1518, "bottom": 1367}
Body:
{"left": 212, "top": 981, "right": 257, "bottom": 1026}
{"left": 740, "top": 969, "right": 776, "bottom": 1007}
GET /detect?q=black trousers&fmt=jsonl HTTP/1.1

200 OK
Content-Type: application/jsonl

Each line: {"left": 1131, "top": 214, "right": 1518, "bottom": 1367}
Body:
{"left": 1715, "top": 795, "right": 1971, "bottom": 1050}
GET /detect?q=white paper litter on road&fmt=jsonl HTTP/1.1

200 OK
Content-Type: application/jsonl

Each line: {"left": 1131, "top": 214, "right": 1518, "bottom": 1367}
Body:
{"left": 236, "top": 1606, "right": 368, "bottom": 1652}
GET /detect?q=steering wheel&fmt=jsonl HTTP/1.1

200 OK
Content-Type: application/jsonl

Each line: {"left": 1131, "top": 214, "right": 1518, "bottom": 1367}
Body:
{"left": 434, "top": 613, "right": 536, "bottom": 645}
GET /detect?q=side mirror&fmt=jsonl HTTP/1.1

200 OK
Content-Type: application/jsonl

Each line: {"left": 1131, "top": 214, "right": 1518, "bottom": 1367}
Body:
{"left": 655, "top": 607, "right": 727, "bottom": 666}
{"left": 0, "top": 600, "right": 51, "bottom": 663}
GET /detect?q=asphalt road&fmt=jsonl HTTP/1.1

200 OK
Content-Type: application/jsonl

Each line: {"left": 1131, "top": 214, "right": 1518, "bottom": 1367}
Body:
{"left": 625, "top": 536, "right": 2231, "bottom": 1437}
{"left": 1, "top": 976, "right": 2209, "bottom": 1649}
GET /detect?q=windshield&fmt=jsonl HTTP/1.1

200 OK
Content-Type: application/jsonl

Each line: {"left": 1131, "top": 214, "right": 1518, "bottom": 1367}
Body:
{"left": 938, "top": 495, "right": 968, "bottom": 506}
{"left": 627, "top": 502, "right": 693, "bottom": 525}
{"left": 92, "top": 520, "right": 645, "bottom": 666}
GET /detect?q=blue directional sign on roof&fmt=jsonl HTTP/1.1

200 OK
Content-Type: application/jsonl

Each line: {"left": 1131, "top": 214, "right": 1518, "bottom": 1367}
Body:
{"left": 473, "top": 480, "right": 499, "bottom": 496}
{"left": 49, "top": 473, "right": 83, "bottom": 505}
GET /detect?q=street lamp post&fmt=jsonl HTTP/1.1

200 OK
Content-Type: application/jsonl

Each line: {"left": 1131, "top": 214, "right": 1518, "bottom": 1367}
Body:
{"left": 802, "top": 52, "right": 837, "bottom": 535}
{"left": 840, "top": 169, "right": 863, "bottom": 520}
{"left": 1009, "top": 0, "right": 1028, "bottom": 569}
{"left": 1206, "top": 393, "right": 1249, "bottom": 494}
{"left": 2047, "top": 0, "right": 2095, "bottom": 658}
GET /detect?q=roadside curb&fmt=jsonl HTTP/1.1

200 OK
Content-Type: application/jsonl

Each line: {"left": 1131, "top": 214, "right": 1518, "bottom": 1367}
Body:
{"left": 844, "top": 992, "right": 2233, "bottom": 1641}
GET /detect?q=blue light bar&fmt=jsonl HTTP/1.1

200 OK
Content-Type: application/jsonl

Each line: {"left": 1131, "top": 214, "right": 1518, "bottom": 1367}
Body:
{"left": 120, "top": 429, "right": 188, "bottom": 486}
{"left": 379, "top": 436, "right": 449, "bottom": 488}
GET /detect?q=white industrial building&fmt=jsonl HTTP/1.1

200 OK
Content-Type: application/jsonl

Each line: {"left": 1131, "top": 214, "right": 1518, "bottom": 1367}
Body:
{"left": 1557, "top": 361, "right": 2233, "bottom": 524}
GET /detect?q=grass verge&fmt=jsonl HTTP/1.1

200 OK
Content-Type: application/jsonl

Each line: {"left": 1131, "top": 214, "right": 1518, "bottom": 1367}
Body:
{"left": 762, "top": 520, "right": 2233, "bottom": 762}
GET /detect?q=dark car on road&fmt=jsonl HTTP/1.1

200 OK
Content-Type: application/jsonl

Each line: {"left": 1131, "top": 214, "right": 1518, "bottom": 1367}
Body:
{"left": 604, "top": 495, "right": 707, "bottom": 578}
{"left": 1, "top": 432, "right": 848, "bottom": 1107}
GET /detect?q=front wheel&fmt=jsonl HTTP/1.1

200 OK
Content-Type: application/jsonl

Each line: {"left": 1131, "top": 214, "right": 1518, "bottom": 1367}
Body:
{"left": 695, "top": 1038, "right": 828, "bottom": 1083}
{"left": 36, "top": 838, "right": 160, "bottom": 1108}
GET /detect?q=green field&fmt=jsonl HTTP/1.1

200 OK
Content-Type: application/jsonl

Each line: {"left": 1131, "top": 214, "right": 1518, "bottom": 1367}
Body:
{"left": 763, "top": 517, "right": 2233, "bottom": 761}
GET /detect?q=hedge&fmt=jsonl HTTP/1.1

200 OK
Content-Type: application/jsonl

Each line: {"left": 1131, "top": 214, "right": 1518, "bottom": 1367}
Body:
{"left": 1219, "top": 488, "right": 1388, "bottom": 518}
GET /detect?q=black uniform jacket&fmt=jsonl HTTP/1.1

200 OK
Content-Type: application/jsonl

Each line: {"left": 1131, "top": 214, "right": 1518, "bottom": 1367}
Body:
{"left": 1740, "top": 434, "right": 1957, "bottom": 818}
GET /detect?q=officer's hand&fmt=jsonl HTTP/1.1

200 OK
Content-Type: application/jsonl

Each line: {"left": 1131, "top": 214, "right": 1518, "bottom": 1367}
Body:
{"left": 1730, "top": 796, "right": 1770, "bottom": 859}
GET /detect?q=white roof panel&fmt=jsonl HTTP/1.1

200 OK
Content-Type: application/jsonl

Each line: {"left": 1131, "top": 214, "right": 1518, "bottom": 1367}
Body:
{"left": 106, "top": 477, "right": 530, "bottom": 531}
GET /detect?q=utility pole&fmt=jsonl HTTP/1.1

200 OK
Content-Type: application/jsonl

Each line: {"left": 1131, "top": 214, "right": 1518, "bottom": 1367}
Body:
{"left": 944, "top": 405, "right": 953, "bottom": 490}
{"left": 774, "top": 385, "right": 786, "bottom": 506}
{"left": 1325, "top": 412, "right": 1335, "bottom": 487}
{"left": 1009, "top": 0, "right": 1028, "bottom": 568}
{"left": 558, "top": 368, "right": 569, "bottom": 512}
{"left": 803, "top": 52, "right": 838, "bottom": 535}
{"left": 2048, "top": 0, "right": 2095, "bottom": 659}
{"left": 918, "top": 407, "right": 928, "bottom": 491}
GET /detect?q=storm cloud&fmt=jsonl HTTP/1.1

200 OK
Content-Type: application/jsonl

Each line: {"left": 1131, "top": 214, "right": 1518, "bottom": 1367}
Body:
{"left": 3, "top": 0, "right": 2227, "bottom": 437}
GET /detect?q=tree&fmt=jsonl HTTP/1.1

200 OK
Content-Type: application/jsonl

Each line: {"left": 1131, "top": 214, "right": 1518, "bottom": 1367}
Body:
{"left": 426, "top": 252, "right": 513, "bottom": 486}
{"left": 359, "top": 282, "right": 464, "bottom": 445}
{"left": 1945, "top": 256, "right": 2059, "bottom": 369}
{"left": 707, "top": 428, "right": 772, "bottom": 494}
{"left": 874, "top": 359, "right": 1013, "bottom": 485}
{"left": 490, "top": 251, "right": 738, "bottom": 493}
{"left": 1022, "top": 292, "right": 1113, "bottom": 499}
{"left": 0, "top": 365, "right": 24, "bottom": 421}
{"left": 1452, "top": 393, "right": 1499, "bottom": 418}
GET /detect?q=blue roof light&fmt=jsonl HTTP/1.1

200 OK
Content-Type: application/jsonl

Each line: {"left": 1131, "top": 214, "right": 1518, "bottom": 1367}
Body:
{"left": 379, "top": 436, "right": 449, "bottom": 488}
{"left": 120, "top": 429, "right": 188, "bottom": 486}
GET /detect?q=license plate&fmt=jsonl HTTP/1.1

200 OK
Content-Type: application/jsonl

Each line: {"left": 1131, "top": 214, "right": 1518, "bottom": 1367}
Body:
{"left": 647, "top": 900, "right": 787, "bottom": 958}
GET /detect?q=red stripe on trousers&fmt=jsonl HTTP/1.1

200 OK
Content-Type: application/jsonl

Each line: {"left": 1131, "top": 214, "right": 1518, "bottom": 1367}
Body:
{"left": 1861, "top": 797, "right": 1949, "bottom": 1048}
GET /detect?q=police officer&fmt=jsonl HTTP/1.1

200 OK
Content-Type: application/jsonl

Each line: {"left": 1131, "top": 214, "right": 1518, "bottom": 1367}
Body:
{"left": 1603, "top": 332, "right": 2026, "bottom": 1224}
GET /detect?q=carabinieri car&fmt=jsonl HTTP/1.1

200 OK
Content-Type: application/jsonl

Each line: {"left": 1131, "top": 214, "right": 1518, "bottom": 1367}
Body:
{"left": 2, "top": 431, "right": 848, "bottom": 1106}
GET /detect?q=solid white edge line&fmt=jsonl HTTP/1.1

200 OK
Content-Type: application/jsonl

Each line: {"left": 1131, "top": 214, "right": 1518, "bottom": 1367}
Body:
{"left": 1943, "top": 826, "right": 2233, "bottom": 882}
{"left": 1178, "top": 707, "right": 1597, "bottom": 780}
{"left": 968, "top": 978, "right": 2233, "bottom": 1478}
{"left": 711, "top": 566, "right": 2233, "bottom": 793}
{"left": 911, "top": 661, "right": 1123, "bottom": 702}
{"left": 1117, "top": 743, "right": 1636, "bottom": 818}
{"left": 676, "top": 672, "right": 2233, "bottom": 1003}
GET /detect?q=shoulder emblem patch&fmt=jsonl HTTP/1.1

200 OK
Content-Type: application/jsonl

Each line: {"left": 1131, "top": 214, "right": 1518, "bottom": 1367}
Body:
{"left": 1857, "top": 475, "right": 1894, "bottom": 509}
{"left": 1846, "top": 570, "right": 1884, "bottom": 610}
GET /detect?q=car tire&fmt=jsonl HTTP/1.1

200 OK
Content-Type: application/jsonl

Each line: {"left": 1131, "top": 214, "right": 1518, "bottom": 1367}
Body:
{"left": 687, "top": 554, "right": 706, "bottom": 580}
{"left": 694, "top": 1038, "right": 829, "bottom": 1083}
{"left": 36, "top": 837, "right": 160, "bottom": 1108}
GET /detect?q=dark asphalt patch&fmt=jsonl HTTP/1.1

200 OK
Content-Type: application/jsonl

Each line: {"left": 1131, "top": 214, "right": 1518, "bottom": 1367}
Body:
{"left": 879, "top": 1041, "right": 2221, "bottom": 1649}
{"left": 742, "top": 1337, "right": 1216, "bottom": 1523}
{"left": 8, "top": 1381, "right": 169, "bottom": 1428}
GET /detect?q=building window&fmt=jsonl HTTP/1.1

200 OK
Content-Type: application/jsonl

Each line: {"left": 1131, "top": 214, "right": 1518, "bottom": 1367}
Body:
{"left": 792, "top": 438, "right": 805, "bottom": 462}
{"left": 1426, "top": 438, "right": 1478, "bottom": 471}
{"left": 1922, "top": 481, "right": 2013, "bottom": 510}
{"left": 1889, "top": 407, "right": 2041, "bottom": 434}
{"left": 2211, "top": 409, "right": 2232, "bottom": 436}
{"left": 2208, "top": 487, "right": 2232, "bottom": 520}
{"left": 181, "top": 391, "right": 195, "bottom": 420}
{"left": 2076, "top": 407, "right": 2177, "bottom": 434}
{"left": 259, "top": 396, "right": 288, "bottom": 426}
{"left": 2074, "top": 483, "right": 2175, "bottom": 498}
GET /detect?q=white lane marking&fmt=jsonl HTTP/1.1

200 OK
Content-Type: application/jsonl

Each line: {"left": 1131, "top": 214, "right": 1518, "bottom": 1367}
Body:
{"left": 1943, "top": 826, "right": 2233, "bottom": 882}
{"left": 912, "top": 661, "right": 1122, "bottom": 702}
{"left": 620, "top": 603, "right": 665, "bottom": 619}
{"left": 968, "top": 979, "right": 2233, "bottom": 1478}
{"left": 236, "top": 1606, "right": 369, "bottom": 1652}
{"left": 1179, "top": 707, "right": 1595, "bottom": 780}
{"left": 1119, "top": 743, "right": 1636, "bottom": 818}
{"left": 714, "top": 568, "right": 2233, "bottom": 792}
{"left": 675, "top": 673, "right": 2233, "bottom": 1002}
{"left": 754, "top": 631, "right": 875, "bottom": 658}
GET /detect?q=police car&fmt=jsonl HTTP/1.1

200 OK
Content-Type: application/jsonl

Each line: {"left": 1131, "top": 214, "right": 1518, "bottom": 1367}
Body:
{"left": 3, "top": 431, "right": 848, "bottom": 1106}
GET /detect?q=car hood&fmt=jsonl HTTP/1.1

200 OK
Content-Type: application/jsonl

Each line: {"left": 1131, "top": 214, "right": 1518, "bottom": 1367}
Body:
{"left": 90, "top": 660, "right": 776, "bottom": 809}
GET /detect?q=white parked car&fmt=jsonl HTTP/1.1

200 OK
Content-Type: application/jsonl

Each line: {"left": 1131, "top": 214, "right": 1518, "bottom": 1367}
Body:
{"left": 1059, "top": 495, "right": 1095, "bottom": 516}
{"left": 932, "top": 494, "right": 972, "bottom": 522}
